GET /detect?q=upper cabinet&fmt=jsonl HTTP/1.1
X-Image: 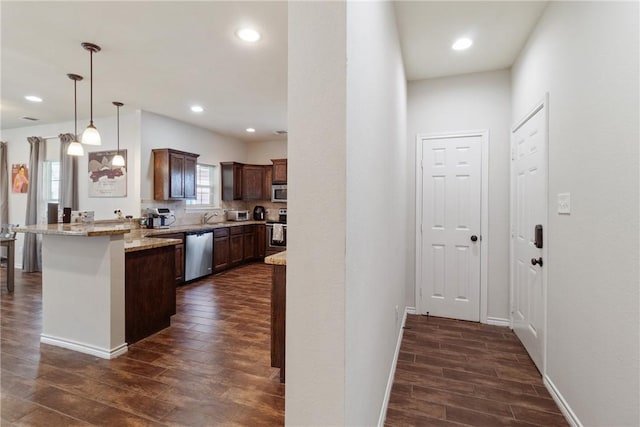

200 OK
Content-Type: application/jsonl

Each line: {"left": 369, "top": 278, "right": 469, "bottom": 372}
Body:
{"left": 242, "top": 165, "right": 265, "bottom": 201}
{"left": 221, "top": 162, "right": 243, "bottom": 201}
{"left": 153, "top": 149, "right": 199, "bottom": 200}
{"left": 271, "top": 159, "right": 287, "bottom": 184}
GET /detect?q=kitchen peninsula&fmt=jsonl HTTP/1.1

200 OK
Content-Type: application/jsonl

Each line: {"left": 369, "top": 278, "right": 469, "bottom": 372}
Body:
{"left": 265, "top": 250, "right": 286, "bottom": 382}
{"left": 15, "top": 223, "right": 181, "bottom": 359}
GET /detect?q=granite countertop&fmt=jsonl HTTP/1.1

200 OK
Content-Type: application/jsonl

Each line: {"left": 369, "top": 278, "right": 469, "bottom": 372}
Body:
{"left": 124, "top": 236, "right": 182, "bottom": 253}
{"left": 14, "top": 223, "right": 131, "bottom": 237}
{"left": 264, "top": 251, "right": 286, "bottom": 266}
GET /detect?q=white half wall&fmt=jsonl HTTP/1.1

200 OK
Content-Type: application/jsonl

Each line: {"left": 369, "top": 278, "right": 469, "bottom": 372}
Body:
{"left": 287, "top": 2, "right": 347, "bottom": 425}
{"left": 512, "top": 2, "right": 639, "bottom": 425}
{"left": 407, "top": 69, "right": 512, "bottom": 321}
{"left": 345, "top": 2, "right": 408, "bottom": 425}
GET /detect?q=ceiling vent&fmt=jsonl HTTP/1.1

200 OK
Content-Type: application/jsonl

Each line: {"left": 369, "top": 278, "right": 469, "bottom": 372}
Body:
{"left": 273, "top": 130, "right": 288, "bottom": 135}
{"left": 21, "top": 116, "right": 39, "bottom": 121}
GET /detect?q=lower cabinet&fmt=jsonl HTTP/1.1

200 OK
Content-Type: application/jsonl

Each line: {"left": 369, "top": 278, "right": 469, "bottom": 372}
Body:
{"left": 125, "top": 245, "right": 176, "bottom": 344}
{"left": 256, "top": 224, "right": 266, "bottom": 258}
{"left": 243, "top": 225, "right": 256, "bottom": 260}
{"left": 213, "top": 228, "right": 230, "bottom": 273}
{"left": 160, "top": 233, "right": 185, "bottom": 285}
{"left": 229, "top": 226, "right": 244, "bottom": 266}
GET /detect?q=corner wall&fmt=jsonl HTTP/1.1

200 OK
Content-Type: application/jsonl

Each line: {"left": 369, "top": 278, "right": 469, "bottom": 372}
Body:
{"left": 407, "top": 69, "right": 512, "bottom": 321}
{"left": 345, "top": 2, "right": 408, "bottom": 425}
{"left": 512, "top": 2, "right": 639, "bottom": 425}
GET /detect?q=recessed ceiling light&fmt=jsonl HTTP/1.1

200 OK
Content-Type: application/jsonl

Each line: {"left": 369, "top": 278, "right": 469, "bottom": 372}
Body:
{"left": 25, "top": 95, "right": 43, "bottom": 103}
{"left": 190, "top": 105, "right": 204, "bottom": 113}
{"left": 246, "top": 128, "right": 256, "bottom": 133}
{"left": 236, "top": 28, "right": 261, "bottom": 43}
{"left": 452, "top": 38, "right": 473, "bottom": 51}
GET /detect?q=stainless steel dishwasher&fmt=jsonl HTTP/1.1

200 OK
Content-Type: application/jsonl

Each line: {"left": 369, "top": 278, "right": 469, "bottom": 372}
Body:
{"left": 185, "top": 231, "right": 213, "bottom": 281}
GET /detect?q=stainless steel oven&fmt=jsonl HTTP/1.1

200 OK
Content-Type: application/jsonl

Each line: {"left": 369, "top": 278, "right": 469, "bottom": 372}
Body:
{"left": 266, "top": 223, "right": 287, "bottom": 255}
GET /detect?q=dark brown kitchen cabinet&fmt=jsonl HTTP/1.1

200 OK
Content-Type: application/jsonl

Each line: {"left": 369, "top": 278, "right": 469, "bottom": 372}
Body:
{"left": 153, "top": 149, "right": 199, "bottom": 200}
{"left": 159, "top": 233, "right": 185, "bottom": 286}
{"left": 229, "top": 226, "right": 244, "bottom": 266}
{"left": 243, "top": 225, "right": 256, "bottom": 260}
{"left": 256, "top": 224, "right": 266, "bottom": 258}
{"left": 213, "top": 228, "right": 230, "bottom": 273}
{"left": 221, "top": 162, "right": 243, "bottom": 201}
{"left": 125, "top": 245, "right": 176, "bottom": 344}
{"left": 263, "top": 166, "right": 273, "bottom": 201}
{"left": 242, "top": 165, "right": 265, "bottom": 201}
{"left": 272, "top": 159, "right": 287, "bottom": 184}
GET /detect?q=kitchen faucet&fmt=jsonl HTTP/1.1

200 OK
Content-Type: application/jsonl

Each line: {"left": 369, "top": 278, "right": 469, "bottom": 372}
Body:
{"left": 202, "top": 211, "right": 217, "bottom": 224}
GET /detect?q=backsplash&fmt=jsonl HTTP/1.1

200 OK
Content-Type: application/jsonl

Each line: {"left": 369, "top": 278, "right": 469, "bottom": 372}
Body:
{"left": 140, "top": 199, "right": 286, "bottom": 226}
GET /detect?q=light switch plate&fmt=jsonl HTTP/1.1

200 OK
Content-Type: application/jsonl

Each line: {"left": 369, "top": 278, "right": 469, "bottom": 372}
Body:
{"left": 557, "top": 193, "right": 571, "bottom": 214}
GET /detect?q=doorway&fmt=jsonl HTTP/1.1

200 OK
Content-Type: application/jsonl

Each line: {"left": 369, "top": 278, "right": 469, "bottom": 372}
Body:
{"left": 510, "top": 96, "right": 548, "bottom": 373}
{"left": 415, "top": 131, "right": 489, "bottom": 322}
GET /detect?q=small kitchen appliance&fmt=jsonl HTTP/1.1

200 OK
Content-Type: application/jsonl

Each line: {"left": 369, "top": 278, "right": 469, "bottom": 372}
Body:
{"left": 226, "top": 210, "right": 250, "bottom": 221}
{"left": 253, "top": 206, "right": 265, "bottom": 221}
{"left": 146, "top": 207, "right": 172, "bottom": 229}
{"left": 278, "top": 208, "right": 287, "bottom": 223}
{"left": 271, "top": 184, "right": 287, "bottom": 203}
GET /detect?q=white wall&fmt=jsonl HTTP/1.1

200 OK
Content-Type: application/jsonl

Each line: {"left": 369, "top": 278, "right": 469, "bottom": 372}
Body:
{"left": 407, "top": 69, "right": 512, "bottom": 321}
{"left": 512, "top": 2, "right": 639, "bottom": 426}
{"left": 345, "top": 2, "right": 408, "bottom": 425}
{"left": 245, "top": 139, "right": 287, "bottom": 164}
{"left": 1, "top": 111, "right": 141, "bottom": 265}
{"left": 287, "top": 2, "right": 347, "bottom": 425}
{"left": 139, "top": 111, "right": 248, "bottom": 204}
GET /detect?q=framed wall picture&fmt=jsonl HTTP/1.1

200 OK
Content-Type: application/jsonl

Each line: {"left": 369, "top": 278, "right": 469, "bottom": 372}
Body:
{"left": 11, "top": 164, "right": 29, "bottom": 193}
{"left": 88, "top": 150, "right": 127, "bottom": 197}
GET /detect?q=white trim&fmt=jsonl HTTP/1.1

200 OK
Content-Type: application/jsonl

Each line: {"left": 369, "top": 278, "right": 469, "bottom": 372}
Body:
{"left": 377, "top": 306, "right": 414, "bottom": 427}
{"left": 544, "top": 375, "right": 582, "bottom": 427}
{"left": 415, "top": 130, "right": 489, "bottom": 323}
{"left": 486, "top": 317, "right": 510, "bottom": 327}
{"left": 509, "top": 94, "right": 549, "bottom": 374}
{"left": 41, "top": 334, "right": 128, "bottom": 359}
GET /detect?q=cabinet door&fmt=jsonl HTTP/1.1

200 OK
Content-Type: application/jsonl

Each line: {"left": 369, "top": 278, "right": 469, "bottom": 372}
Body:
{"left": 230, "top": 234, "right": 244, "bottom": 266}
{"left": 242, "top": 165, "right": 264, "bottom": 200}
{"left": 272, "top": 159, "right": 287, "bottom": 184}
{"left": 243, "top": 225, "right": 256, "bottom": 260}
{"left": 174, "top": 244, "right": 184, "bottom": 286}
{"left": 256, "top": 224, "right": 266, "bottom": 258}
{"left": 214, "top": 236, "right": 230, "bottom": 272}
{"left": 263, "top": 166, "right": 272, "bottom": 201}
{"left": 169, "top": 152, "right": 185, "bottom": 198}
{"left": 183, "top": 155, "right": 197, "bottom": 199}
{"left": 233, "top": 164, "right": 243, "bottom": 200}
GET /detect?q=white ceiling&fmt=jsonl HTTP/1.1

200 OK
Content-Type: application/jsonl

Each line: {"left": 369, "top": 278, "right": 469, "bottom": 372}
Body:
{"left": 394, "top": 1, "right": 548, "bottom": 81}
{"left": 1, "top": 1, "right": 288, "bottom": 142}
{"left": 2, "top": 1, "right": 547, "bottom": 142}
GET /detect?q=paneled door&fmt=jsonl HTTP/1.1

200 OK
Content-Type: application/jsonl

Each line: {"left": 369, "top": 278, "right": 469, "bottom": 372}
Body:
{"left": 417, "top": 133, "right": 483, "bottom": 322}
{"left": 511, "top": 98, "right": 547, "bottom": 373}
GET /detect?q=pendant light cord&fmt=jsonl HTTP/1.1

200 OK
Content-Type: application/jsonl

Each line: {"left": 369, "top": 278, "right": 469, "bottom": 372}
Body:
{"left": 116, "top": 104, "right": 120, "bottom": 153}
{"left": 74, "top": 79, "right": 78, "bottom": 137}
{"left": 89, "top": 49, "right": 93, "bottom": 126}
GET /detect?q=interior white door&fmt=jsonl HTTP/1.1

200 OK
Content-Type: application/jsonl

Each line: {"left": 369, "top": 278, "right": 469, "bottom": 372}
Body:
{"left": 511, "top": 102, "right": 547, "bottom": 373}
{"left": 419, "top": 134, "right": 482, "bottom": 322}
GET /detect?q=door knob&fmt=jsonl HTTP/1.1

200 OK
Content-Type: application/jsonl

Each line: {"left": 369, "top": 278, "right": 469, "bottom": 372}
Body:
{"left": 531, "top": 257, "right": 543, "bottom": 267}
{"left": 470, "top": 235, "right": 478, "bottom": 242}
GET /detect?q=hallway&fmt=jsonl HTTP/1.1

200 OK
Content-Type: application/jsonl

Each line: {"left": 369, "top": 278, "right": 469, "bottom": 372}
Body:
{"left": 385, "top": 315, "right": 568, "bottom": 426}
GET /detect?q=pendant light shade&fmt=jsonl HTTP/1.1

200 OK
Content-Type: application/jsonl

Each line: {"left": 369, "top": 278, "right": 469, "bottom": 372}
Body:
{"left": 66, "top": 73, "right": 84, "bottom": 156}
{"left": 81, "top": 42, "right": 101, "bottom": 146}
{"left": 112, "top": 102, "right": 125, "bottom": 167}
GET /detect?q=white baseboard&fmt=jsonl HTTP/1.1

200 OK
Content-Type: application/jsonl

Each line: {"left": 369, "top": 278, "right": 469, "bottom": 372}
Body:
{"left": 41, "top": 335, "right": 128, "bottom": 359}
{"left": 377, "top": 306, "right": 415, "bottom": 427}
{"left": 544, "top": 375, "right": 582, "bottom": 427}
{"left": 486, "top": 316, "right": 510, "bottom": 327}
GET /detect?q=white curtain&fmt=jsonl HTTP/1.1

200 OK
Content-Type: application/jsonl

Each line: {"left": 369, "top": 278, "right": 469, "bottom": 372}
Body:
{"left": 59, "top": 133, "right": 78, "bottom": 210}
{"left": 22, "top": 136, "right": 45, "bottom": 272}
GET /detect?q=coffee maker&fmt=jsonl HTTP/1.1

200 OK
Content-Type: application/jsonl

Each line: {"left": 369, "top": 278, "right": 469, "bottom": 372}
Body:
{"left": 253, "top": 205, "right": 265, "bottom": 221}
{"left": 146, "top": 208, "right": 171, "bottom": 229}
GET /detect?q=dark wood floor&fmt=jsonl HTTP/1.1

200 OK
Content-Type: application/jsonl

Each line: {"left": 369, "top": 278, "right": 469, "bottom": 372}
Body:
{"left": 385, "top": 315, "right": 568, "bottom": 427}
{"left": 1, "top": 263, "right": 284, "bottom": 426}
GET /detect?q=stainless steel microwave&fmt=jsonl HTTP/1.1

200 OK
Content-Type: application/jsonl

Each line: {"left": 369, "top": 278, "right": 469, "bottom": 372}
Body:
{"left": 271, "top": 184, "right": 287, "bottom": 203}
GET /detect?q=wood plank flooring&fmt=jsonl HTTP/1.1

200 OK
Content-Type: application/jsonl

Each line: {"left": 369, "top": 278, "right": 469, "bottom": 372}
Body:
{"left": 1, "top": 263, "right": 284, "bottom": 426}
{"left": 3, "top": 264, "right": 567, "bottom": 426}
{"left": 385, "top": 315, "right": 568, "bottom": 427}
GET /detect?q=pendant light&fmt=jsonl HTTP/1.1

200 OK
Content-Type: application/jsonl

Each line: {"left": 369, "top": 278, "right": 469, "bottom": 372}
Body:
{"left": 67, "top": 73, "right": 84, "bottom": 156}
{"left": 111, "top": 102, "right": 125, "bottom": 167}
{"left": 81, "top": 42, "right": 101, "bottom": 145}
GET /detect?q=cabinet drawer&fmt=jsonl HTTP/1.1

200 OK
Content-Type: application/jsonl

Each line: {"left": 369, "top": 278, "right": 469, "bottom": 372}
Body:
{"left": 229, "top": 226, "right": 244, "bottom": 235}
{"left": 213, "top": 228, "right": 230, "bottom": 238}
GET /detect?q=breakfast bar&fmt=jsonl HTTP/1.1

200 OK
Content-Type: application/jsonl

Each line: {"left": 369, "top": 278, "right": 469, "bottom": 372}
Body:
{"left": 15, "top": 223, "right": 180, "bottom": 359}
